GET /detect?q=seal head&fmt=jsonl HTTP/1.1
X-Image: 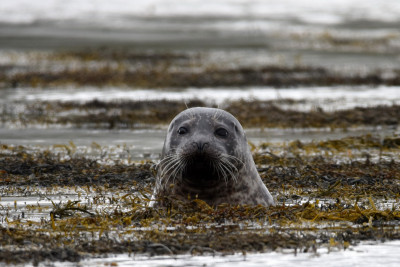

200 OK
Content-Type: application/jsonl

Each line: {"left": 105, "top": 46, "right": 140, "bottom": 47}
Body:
{"left": 152, "top": 107, "right": 274, "bottom": 207}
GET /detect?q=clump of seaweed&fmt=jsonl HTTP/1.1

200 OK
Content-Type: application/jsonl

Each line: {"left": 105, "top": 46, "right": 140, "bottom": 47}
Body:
{"left": 2, "top": 98, "right": 400, "bottom": 129}
{"left": 49, "top": 199, "right": 94, "bottom": 219}
{"left": 1, "top": 49, "right": 400, "bottom": 89}
{"left": 0, "top": 144, "right": 154, "bottom": 187}
{"left": 226, "top": 100, "right": 400, "bottom": 128}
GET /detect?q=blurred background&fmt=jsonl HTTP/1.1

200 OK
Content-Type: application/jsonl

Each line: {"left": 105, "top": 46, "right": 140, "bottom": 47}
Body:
{"left": 1, "top": 0, "right": 400, "bottom": 158}
{"left": 2, "top": 0, "right": 400, "bottom": 67}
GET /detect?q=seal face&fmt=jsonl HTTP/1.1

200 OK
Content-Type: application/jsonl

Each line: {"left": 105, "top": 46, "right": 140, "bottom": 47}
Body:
{"left": 151, "top": 107, "right": 274, "bottom": 207}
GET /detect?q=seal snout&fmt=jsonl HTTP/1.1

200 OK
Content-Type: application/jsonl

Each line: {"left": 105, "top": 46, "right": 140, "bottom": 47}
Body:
{"left": 192, "top": 141, "right": 210, "bottom": 152}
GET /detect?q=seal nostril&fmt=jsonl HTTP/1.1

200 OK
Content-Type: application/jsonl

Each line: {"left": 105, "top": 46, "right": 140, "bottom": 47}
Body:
{"left": 202, "top": 143, "right": 209, "bottom": 150}
{"left": 193, "top": 142, "right": 209, "bottom": 151}
{"left": 192, "top": 142, "right": 198, "bottom": 149}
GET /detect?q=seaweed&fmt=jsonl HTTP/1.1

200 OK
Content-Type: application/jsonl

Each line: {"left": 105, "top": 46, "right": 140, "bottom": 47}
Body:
{"left": 1, "top": 50, "right": 400, "bottom": 89}
{"left": 2, "top": 99, "right": 400, "bottom": 129}
{"left": 1, "top": 135, "right": 399, "bottom": 265}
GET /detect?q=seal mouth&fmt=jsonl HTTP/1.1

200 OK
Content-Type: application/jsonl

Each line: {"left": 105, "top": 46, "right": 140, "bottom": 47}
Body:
{"left": 182, "top": 153, "right": 220, "bottom": 187}
{"left": 158, "top": 149, "right": 242, "bottom": 190}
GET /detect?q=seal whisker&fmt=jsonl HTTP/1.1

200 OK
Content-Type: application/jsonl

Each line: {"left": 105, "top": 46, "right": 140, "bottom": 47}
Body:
{"left": 218, "top": 156, "right": 240, "bottom": 183}
{"left": 175, "top": 156, "right": 189, "bottom": 183}
{"left": 184, "top": 101, "right": 190, "bottom": 110}
{"left": 224, "top": 159, "right": 240, "bottom": 177}
{"left": 212, "top": 109, "right": 223, "bottom": 122}
{"left": 223, "top": 165, "right": 238, "bottom": 182}
{"left": 184, "top": 103, "right": 196, "bottom": 120}
{"left": 157, "top": 154, "right": 177, "bottom": 169}
{"left": 222, "top": 154, "right": 244, "bottom": 166}
{"left": 160, "top": 159, "right": 179, "bottom": 180}
{"left": 164, "top": 157, "right": 182, "bottom": 177}
{"left": 158, "top": 155, "right": 178, "bottom": 176}
{"left": 219, "top": 154, "right": 239, "bottom": 171}
{"left": 215, "top": 161, "right": 229, "bottom": 186}
{"left": 159, "top": 155, "right": 183, "bottom": 188}
{"left": 220, "top": 157, "right": 239, "bottom": 182}
{"left": 221, "top": 164, "right": 232, "bottom": 185}
{"left": 168, "top": 152, "right": 191, "bottom": 186}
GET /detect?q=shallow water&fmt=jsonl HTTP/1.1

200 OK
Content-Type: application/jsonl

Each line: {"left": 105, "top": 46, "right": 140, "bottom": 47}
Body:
{"left": 18, "top": 240, "right": 400, "bottom": 267}
{"left": 1, "top": 0, "right": 400, "bottom": 71}
{"left": 1, "top": 127, "right": 396, "bottom": 161}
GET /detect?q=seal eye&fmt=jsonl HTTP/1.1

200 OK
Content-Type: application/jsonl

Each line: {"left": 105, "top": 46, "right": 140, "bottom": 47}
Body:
{"left": 177, "top": 127, "right": 188, "bottom": 135}
{"left": 215, "top": 128, "right": 228, "bottom": 138}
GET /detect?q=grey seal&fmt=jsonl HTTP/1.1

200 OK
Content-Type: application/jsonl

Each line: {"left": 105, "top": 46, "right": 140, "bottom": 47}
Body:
{"left": 151, "top": 107, "right": 274, "bottom": 207}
